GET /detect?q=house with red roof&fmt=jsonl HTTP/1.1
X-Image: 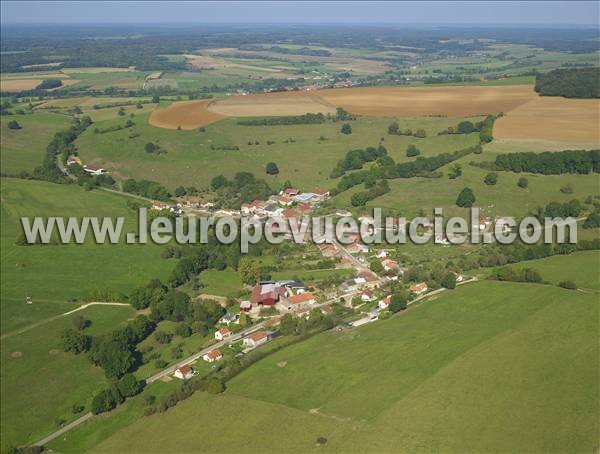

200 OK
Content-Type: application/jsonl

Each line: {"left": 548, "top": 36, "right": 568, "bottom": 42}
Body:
{"left": 243, "top": 331, "right": 270, "bottom": 348}
{"left": 215, "top": 327, "right": 232, "bottom": 341}
{"left": 409, "top": 282, "right": 429, "bottom": 295}
{"left": 174, "top": 364, "right": 193, "bottom": 380}
{"left": 203, "top": 349, "right": 223, "bottom": 363}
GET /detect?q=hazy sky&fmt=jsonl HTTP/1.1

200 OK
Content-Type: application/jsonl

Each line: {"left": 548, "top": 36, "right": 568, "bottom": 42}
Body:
{"left": 1, "top": 1, "right": 599, "bottom": 25}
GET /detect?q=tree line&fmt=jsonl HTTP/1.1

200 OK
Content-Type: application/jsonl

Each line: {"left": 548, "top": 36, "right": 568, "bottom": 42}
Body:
{"left": 535, "top": 68, "right": 599, "bottom": 98}
{"left": 494, "top": 149, "right": 599, "bottom": 175}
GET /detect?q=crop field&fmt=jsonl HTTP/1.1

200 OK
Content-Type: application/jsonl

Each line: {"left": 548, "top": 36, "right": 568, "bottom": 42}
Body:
{"left": 207, "top": 93, "right": 337, "bottom": 117}
{"left": 78, "top": 113, "right": 481, "bottom": 190}
{"left": 493, "top": 96, "right": 600, "bottom": 149}
{"left": 0, "top": 178, "right": 174, "bottom": 334}
{"left": 148, "top": 85, "right": 537, "bottom": 130}
{"left": 148, "top": 99, "right": 224, "bottom": 129}
{"left": 91, "top": 281, "right": 598, "bottom": 453}
{"left": 1, "top": 304, "right": 136, "bottom": 450}
{"left": 0, "top": 112, "right": 72, "bottom": 174}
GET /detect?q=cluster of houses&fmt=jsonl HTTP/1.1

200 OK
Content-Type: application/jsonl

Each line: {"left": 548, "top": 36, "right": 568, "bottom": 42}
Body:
{"left": 241, "top": 280, "right": 317, "bottom": 315}
{"left": 241, "top": 188, "right": 330, "bottom": 220}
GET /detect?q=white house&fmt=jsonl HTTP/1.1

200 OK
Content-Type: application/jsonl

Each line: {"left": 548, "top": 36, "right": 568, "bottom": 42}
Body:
{"left": 203, "top": 349, "right": 223, "bottom": 363}
{"left": 83, "top": 164, "right": 107, "bottom": 176}
{"left": 376, "top": 250, "right": 388, "bottom": 259}
{"left": 174, "top": 364, "right": 194, "bottom": 380}
{"left": 409, "top": 282, "right": 429, "bottom": 296}
{"left": 243, "top": 331, "right": 269, "bottom": 348}
{"left": 215, "top": 327, "right": 232, "bottom": 341}
{"left": 378, "top": 295, "right": 391, "bottom": 310}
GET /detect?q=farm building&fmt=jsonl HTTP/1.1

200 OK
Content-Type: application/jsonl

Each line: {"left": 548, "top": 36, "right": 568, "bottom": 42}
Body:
{"left": 240, "top": 300, "right": 252, "bottom": 312}
{"left": 203, "top": 349, "right": 223, "bottom": 363}
{"left": 174, "top": 365, "right": 194, "bottom": 380}
{"left": 251, "top": 283, "right": 285, "bottom": 306}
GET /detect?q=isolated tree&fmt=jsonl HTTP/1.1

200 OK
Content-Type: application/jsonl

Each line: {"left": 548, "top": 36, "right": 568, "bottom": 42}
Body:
{"left": 61, "top": 328, "right": 90, "bottom": 354}
{"left": 406, "top": 144, "right": 420, "bottom": 157}
{"left": 206, "top": 378, "right": 225, "bottom": 394}
{"left": 388, "top": 121, "right": 399, "bottom": 134}
{"left": 517, "top": 177, "right": 529, "bottom": 189}
{"left": 152, "top": 95, "right": 160, "bottom": 103}
{"left": 118, "top": 107, "right": 126, "bottom": 116}
{"left": 238, "top": 257, "right": 261, "bottom": 285}
{"left": 72, "top": 314, "right": 89, "bottom": 331}
{"left": 456, "top": 187, "right": 476, "bottom": 208}
{"left": 144, "top": 142, "right": 156, "bottom": 154}
{"left": 117, "top": 373, "right": 143, "bottom": 397}
{"left": 7, "top": 120, "right": 21, "bottom": 130}
{"left": 369, "top": 259, "right": 384, "bottom": 274}
{"left": 266, "top": 162, "right": 279, "bottom": 175}
{"left": 441, "top": 272, "right": 457, "bottom": 289}
{"left": 211, "top": 174, "right": 228, "bottom": 190}
{"left": 484, "top": 172, "right": 498, "bottom": 185}
{"left": 389, "top": 292, "right": 408, "bottom": 313}
{"left": 414, "top": 128, "right": 426, "bottom": 138}
{"left": 340, "top": 123, "right": 352, "bottom": 135}
{"left": 457, "top": 121, "right": 475, "bottom": 134}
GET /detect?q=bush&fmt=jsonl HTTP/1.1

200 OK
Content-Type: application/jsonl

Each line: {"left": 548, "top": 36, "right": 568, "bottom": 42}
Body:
{"left": 558, "top": 280, "right": 577, "bottom": 290}
{"left": 456, "top": 187, "right": 475, "bottom": 208}
{"left": 340, "top": 123, "right": 352, "bottom": 134}
{"left": 206, "top": 378, "right": 225, "bottom": 394}
{"left": 517, "top": 177, "right": 529, "bottom": 189}
{"left": 484, "top": 172, "right": 498, "bottom": 185}
{"left": 7, "top": 120, "right": 22, "bottom": 130}
{"left": 266, "top": 162, "right": 279, "bottom": 175}
{"left": 406, "top": 144, "right": 420, "bottom": 157}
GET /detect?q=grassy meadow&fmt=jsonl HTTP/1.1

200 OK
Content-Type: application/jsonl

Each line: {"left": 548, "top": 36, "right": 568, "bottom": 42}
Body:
{"left": 1, "top": 304, "right": 136, "bottom": 450}
{"left": 90, "top": 280, "right": 598, "bottom": 452}
{"left": 1, "top": 112, "right": 71, "bottom": 174}
{"left": 0, "top": 178, "right": 174, "bottom": 334}
{"left": 75, "top": 113, "right": 481, "bottom": 191}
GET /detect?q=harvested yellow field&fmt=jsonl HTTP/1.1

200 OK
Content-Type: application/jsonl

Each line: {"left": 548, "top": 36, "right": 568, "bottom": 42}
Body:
{"left": 493, "top": 96, "right": 600, "bottom": 149}
{"left": 148, "top": 85, "right": 538, "bottom": 130}
{"left": 1, "top": 72, "right": 69, "bottom": 80}
{"left": 149, "top": 99, "right": 224, "bottom": 130}
{"left": 0, "top": 79, "right": 45, "bottom": 91}
{"left": 61, "top": 67, "right": 135, "bottom": 74}
{"left": 207, "top": 93, "right": 336, "bottom": 116}
{"left": 318, "top": 85, "right": 537, "bottom": 117}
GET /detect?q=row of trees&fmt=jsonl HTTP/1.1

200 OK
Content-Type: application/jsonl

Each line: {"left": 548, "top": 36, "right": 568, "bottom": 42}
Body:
{"left": 494, "top": 149, "right": 599, "bottom": 175}
{"left": 238, "top": 112, "right": 327, "bottom": 126}
{"left": 437, "top": 115, "right": 496, "bottom": 143}
{"left": 122, "top": 178, "right": 171, "bottom": 200}
{"left": 33, "top": 115, "right": 93, "bottom": 183}
{"left": 388, "top": 122, "right": 426, "bottom": 138}
{"left": 333, "top": 144, "right": 480, "bottom": 194}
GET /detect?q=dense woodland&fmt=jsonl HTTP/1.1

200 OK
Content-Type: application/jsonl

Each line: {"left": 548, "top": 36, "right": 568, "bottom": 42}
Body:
{"left": 535, "top": 68, "right": 600, "bottom": 98}
{"left": 494, "top": 149, "right": 600, "bottom": 175}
